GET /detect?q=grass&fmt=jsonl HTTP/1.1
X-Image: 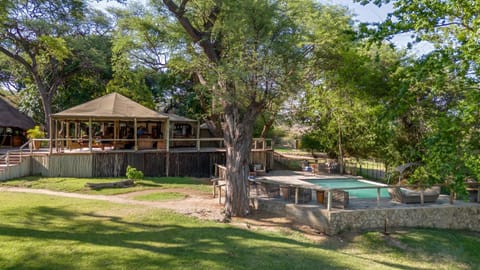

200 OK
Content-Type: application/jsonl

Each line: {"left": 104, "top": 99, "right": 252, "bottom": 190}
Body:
{"left": 0, "top": 192, "right": 479, "bottom": 269}
{"left": 133, "top": 192, "right": 186, "bottom": 201}
{"left": 0, "top": 176, "right": 211, "bottom": 195}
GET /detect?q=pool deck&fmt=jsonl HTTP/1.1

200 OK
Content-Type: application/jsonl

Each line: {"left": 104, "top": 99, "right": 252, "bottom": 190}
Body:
{"left": 258, "top": 170, "right": 477, "bottom": 210}
{"left": 260, "top": 169, "right": 360, "bottom": 187}
{"left": 254, "top": 170, "right": 480, "bottom": 234}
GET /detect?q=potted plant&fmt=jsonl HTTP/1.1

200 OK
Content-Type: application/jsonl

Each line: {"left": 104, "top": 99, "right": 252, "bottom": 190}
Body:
{"left": 26, "top": 125, "right": 45, "bottom": 150}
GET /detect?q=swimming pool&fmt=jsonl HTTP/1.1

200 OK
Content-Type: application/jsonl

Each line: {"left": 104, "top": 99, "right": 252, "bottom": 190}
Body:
{"left": 308, "top": 178, "right": 389, "bottom": 199}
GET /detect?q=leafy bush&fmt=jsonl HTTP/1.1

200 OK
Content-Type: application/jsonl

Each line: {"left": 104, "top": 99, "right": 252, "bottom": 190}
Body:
{"left": 126, "top": 165, "right": 144, "bottom": 180}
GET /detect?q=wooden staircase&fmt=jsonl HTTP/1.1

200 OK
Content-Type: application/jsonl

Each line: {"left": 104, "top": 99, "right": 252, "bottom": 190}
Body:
{"left": 0, "top": 151, "right": 26, "bottom": 174}
{"left": 0, "top": 140, "right": 33, "bottom": 179}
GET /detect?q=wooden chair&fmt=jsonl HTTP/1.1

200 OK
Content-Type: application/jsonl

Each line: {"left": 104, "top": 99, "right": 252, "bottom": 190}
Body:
{"left": 211, "top": 178, "right": 226, "bottom": 204}
{"left": 212, "top": 164, "right": 227, "bottom": 204}
{"left": 253, "top": 163, "right": 266, "bottom": 176}
{"left": 67, "top": 140, "right": 83, "bottom": 150}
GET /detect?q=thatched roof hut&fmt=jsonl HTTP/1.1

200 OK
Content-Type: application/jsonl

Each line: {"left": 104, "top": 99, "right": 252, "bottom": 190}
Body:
{"left": 0, "top": 97, "right": 35, "bottom": 130}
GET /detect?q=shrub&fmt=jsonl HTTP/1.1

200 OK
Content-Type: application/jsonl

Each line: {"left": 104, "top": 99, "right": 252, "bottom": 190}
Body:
{"left": 26, "top": 126, "right": 45, "bottom": 139}
{"left": 126, "top": 165, "right": 144, "bottom": 180}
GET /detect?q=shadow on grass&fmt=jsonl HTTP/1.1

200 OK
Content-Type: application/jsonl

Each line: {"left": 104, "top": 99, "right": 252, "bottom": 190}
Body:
{"left": 0, "top": 205, "right": 388, "bottom": 270}
{"left": 1, "top": 195, "right": 479, "bottom": 270}
{"left": 142, "top": 177, "right": 210, "bottom": 185}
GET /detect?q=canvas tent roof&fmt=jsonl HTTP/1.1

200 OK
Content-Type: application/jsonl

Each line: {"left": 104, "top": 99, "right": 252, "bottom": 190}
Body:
{"left": 158, "top": 112, "right": 197, "bottom": 123}
{"left": 52, "top": 92, "right": 168, "bottom": 120}
{"left": 0, "top": 97, "right": 35, "bottom": 130}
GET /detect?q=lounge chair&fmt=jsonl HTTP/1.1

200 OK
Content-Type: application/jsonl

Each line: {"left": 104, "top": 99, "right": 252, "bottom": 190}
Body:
{"left": 388, "top": 186, "right": 440, "bottom": 204}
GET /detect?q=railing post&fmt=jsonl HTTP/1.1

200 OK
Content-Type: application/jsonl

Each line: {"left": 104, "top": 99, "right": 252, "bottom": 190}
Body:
{"left": 295, "top": 187, "right": 299, "bottom": 204}
{"left": 6, "top": 152, "right": 9, "bottom": 166}
{"left": 420, "top": 188, "right": 424, "bottom": 205}
{"left": 377, "top": 187, "right": 381, "bottom": 207}
{"left": 327, "top": 190, "right": 332, "bottom": 211}
{"left": 477, "top": 187, "right": 480, "bottom": 204}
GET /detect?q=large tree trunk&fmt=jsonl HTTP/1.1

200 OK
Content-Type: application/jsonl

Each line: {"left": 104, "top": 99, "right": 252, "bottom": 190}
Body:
{"left": 35, "top": 79, "right": 54, "bottom": 134}
{"left": 41, "top": 95, "right": 52, "bottom": 134}
{"left": 222, "top": 102, "right": 261, "bottom": 217}
{"left": 259, "top": 115, "right": 275, "bottom": 138}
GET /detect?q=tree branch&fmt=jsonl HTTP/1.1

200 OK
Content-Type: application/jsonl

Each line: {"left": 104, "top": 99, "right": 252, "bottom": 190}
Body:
{"left": 0, "top": 46, "right": 34, "bottom": 74}
{"left": 162, "top": 0, "right": 220, "bottom": 63}
{"left": 162, "top": 0, "right": 202, "bottom": 42}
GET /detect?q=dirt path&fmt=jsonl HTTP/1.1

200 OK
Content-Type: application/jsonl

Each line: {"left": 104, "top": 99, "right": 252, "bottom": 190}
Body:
{"left": 0, "top": 186, "right": 225, "bottom": 221}
{"left": 0, "top": 186, "right": 329, "bottom": 242}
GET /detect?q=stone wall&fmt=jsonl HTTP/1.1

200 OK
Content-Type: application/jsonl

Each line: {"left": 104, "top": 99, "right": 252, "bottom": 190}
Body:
{"left": 329, "top": 205, "right": 480, "bottom": 235}
{"left": 256, "top": 198, "right": 480, "bottom": 235}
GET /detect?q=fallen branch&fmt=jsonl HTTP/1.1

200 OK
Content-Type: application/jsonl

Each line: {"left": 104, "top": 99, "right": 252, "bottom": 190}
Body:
{"left": 85, "top": 179, "right": 134, "bottom": 189}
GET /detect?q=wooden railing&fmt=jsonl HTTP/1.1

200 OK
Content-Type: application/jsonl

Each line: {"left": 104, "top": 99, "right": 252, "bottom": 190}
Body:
{"left": 41, "top": 137, "right": 273, "bottom": 152}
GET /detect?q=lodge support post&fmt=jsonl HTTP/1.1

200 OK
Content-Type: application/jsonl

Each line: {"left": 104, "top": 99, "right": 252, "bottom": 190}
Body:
{"left": 134, "top": 118, "right": 138, "bottom": 151}
{"left": 49, "top": 117, "right": 53, "bottom": 154}
{"left": 88, "top": 117, "right": 93, "bottom": 152}
{"left": 165, "top": 119, "right": 170, "bottom": 151}
{"left": 165, "top": 119, "right": 170, "bottom": 176}
{"left": 74, "top": 122, "right": 78, "bottom": 141}
{"left": 114, "top": 120, "right": 118, "bottom": 147}
{"left": 54, "top": 120, "right": 58, "bottom": 152}
{"left": 66, "top": 121, "right": 70, "bottom": 144}
{"left": 196, "top": 120, "right": 200, "bottom": 151}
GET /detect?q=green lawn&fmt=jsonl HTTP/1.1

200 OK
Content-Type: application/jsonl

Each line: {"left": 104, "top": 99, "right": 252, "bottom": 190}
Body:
{"left": 133, "top": 192, "right": 186, "bottom": 201}
{"left": 0, "top": 176, "right": 211, "bottom": 195}
{"left": 0, "top": 191, "right": 478, "bottom": 269}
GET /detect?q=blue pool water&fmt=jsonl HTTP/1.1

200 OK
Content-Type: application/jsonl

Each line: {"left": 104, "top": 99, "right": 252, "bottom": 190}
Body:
{"left": 309, "top": 178, "right": 389, "bottom": 199}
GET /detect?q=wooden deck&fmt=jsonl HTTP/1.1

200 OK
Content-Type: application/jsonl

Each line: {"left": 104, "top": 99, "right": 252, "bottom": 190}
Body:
{"left": 1, "top": 143, "right": 273, "bottom": 179}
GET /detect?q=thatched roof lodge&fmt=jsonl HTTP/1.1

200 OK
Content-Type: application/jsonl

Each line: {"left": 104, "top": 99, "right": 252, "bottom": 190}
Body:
{"left": 0, "top": 97, "right": 35, "bottom": 147}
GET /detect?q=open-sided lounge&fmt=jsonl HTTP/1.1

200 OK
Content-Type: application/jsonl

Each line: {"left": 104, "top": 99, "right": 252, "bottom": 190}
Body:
{"left": 1, "top": 93, "right": 273, "bottom": 179}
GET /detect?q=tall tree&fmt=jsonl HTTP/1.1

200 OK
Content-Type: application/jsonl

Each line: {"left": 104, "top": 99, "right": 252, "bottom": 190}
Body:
{"left": 356, "top": 0, "right": 480, "bottom": 191}
{"left": 0, "top": 0, "right": 110, "bottom": 130}
{"left": 299, "top": 6, "right": 403, "bottom": 170}
{"left": 156, "top": 0, "right": 306, "bottom": 216}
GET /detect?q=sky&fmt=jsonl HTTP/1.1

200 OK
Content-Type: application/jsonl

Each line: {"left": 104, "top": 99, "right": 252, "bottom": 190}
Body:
{"left": 324, "top": 0, "right": 434, "bottom": 56}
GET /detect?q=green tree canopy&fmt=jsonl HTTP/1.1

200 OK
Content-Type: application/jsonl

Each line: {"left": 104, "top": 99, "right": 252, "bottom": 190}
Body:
{"left": 0, "top": 0, "right": 112, "bottom": 129}
{"left": 355, "top": 0, "right": 480, "bottom": 192}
